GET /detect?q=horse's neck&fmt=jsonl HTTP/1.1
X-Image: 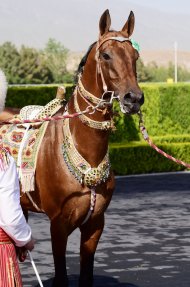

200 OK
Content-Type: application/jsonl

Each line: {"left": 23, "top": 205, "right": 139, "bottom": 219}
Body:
{"left": 67, "top": 48, "right": 112, "bottom": 166}
{"left": 67, "top": 82, "right": 110, "bottom": 167}
{"left": 80, "top": 45, "right": 104, "bottom": 98}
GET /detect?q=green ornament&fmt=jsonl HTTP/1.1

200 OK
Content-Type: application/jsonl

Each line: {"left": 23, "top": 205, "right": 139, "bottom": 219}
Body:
{"left": 131, "top": 39, "right": 140, "bottom": 52}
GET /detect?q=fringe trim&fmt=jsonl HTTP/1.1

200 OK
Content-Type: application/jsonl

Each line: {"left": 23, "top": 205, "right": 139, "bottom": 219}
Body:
{"left": 0, "top": 147, "right": 10, "bottom": 171}
{"left": 18, "top": 101, "right": 61, "bottom": 193}
{"left": 20, "top": 169, "right": 35, "bottom": 192}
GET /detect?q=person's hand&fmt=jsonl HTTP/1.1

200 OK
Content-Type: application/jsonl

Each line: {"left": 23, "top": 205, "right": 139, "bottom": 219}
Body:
{"left": 16, "top": 238, "right": 35, "bottom": 262}
{"left": 24, "top": 237, "right": 35, "bottom": 251}
{"left": 16, "top": 247, "right": 27, "bottom": 262}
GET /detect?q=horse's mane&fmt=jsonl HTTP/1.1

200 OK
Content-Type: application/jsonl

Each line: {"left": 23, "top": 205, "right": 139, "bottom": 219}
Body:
{"left": 76, "top": 41, "right": 97, "bottom": 80}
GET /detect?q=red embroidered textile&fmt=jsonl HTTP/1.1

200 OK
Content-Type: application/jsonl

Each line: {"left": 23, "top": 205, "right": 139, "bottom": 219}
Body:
{"left": 0, "top": 228, "right": 23, "bottom": 287}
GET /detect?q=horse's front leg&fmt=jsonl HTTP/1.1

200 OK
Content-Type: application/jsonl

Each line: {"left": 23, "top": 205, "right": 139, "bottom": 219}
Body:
{"left": 79, "top": 214, "right": 104, "bottom": 287}
{"left": 50, "top": 216, "right": 69, "bottom": 287}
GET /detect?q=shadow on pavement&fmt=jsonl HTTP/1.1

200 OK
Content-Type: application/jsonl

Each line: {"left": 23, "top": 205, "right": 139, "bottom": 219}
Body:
{"left": 116, "top": 172, "right": 190, "bottom": 194}
{"left": 35, "top": 275, "right": 141, "bottom": 287}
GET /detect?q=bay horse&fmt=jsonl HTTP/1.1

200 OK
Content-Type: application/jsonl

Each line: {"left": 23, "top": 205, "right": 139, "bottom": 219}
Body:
{"left": 1, "top": 9, "right": 144, "bottom": 287}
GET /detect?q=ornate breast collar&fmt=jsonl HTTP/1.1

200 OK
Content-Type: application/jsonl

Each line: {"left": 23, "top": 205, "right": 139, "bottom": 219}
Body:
{"left": 62, "top": 118, "right": 110, "bottom": 188}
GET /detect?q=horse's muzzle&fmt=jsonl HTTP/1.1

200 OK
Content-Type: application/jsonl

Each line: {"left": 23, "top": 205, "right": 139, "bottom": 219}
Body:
{"left": 120, "top": 91, "right": 144, "bottom": 114}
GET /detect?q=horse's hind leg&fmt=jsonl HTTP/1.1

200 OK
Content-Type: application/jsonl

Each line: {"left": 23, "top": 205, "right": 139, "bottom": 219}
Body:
{"left": 79, "top": 215, "right": 104, "bottom": 287}
{"left": 50, "top": 217, "right": 69, "bottom": 287}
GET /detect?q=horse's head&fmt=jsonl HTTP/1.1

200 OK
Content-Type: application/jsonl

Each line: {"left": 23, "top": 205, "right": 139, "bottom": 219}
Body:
{"left": 96, "top": 9, "right": 144, "bottom": 114}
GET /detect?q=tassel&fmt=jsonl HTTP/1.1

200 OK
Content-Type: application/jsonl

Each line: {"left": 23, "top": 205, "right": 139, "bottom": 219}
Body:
{"left": 20, "top": 169, "right": 35, "bottom": 192}
{"left": 0, "top": 147, "right": 10, "bottom": 171}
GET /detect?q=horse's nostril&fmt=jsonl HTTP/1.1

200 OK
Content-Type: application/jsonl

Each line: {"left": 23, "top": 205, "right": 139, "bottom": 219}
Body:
{"left": 123, "top": 92, "right": 132, "bottom": 102}
{"left": 139, "top": 92, "right": 144, "bottom": 105}
{"left": 124, "top": 92, "right": 144, "bottom": 105}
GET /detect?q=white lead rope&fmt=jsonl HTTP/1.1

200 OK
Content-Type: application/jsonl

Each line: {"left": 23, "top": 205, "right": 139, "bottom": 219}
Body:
{"left": 28, "top": 251, "right": 44, "bottom": 287}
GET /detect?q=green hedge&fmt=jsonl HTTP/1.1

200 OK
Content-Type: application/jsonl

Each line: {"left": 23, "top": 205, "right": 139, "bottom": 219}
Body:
{"left": 110, "top": 83, "right": 190, "bottom": 142}
{"left": 151, "top": 134, "right": 190, "bottom": 143}
{"left": 139, "top": 83, "right": 190, "bottom": 136}
{"left": 6, "top": 84, "right": 73, "bottom": 108}
{"left": 110, "top": 142, "right": 190, "bottom": 175}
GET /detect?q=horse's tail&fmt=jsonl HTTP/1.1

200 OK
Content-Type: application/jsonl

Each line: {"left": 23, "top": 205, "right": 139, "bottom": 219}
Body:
{"left": 0, "top": 69, "right": 7, "bottom": 113}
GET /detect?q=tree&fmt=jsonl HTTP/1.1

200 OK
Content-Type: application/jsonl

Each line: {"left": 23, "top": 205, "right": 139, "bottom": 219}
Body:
{"left": 145, "top": 61, "right": 190, "bottom": 82}
{"left": 17, "top": 46, "right": 53, "bottom": 84}
{"left": 137, "top": 58, "right": 152, "bottom": 82}
{"left": 146, "top": 61, "right": 168, "bottom": 82}
{"left": 0, "top": 42, "right": 53, "bottom": 84}
{"left": 0, "top": 42, "right": 21, "bottom": 83}
{"left": 43, "top": 38, "right": 69, "bottom": 83}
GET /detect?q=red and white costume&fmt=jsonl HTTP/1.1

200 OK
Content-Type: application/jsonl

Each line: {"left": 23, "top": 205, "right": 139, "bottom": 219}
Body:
{"left": 0, "top": 148, "right": 32, "bottom": 286}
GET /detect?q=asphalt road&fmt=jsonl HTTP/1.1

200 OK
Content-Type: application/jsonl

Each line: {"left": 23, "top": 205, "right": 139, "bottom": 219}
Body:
{"left": 20, "top": 172, "right": 190, "bottom": 287}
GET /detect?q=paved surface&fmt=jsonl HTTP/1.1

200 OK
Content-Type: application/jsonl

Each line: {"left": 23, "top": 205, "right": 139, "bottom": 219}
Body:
{"left": 20, "top": 172, "right": 190, "bottom": 287}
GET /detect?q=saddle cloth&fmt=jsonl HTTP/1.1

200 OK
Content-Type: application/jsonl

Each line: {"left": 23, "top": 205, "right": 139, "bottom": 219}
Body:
{"left": 0, "top": 97, "right": 64, "bottom": 192}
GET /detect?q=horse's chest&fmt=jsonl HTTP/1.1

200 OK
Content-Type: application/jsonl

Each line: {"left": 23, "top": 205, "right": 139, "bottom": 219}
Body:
{"left": 60, "top": 187, "right": 112, "bottom": 225}
{"left": 93, "top": 192, "right": 110, "bottom": 215}
{"left": 82, "top": 186, "right": 113, "bottom": 219}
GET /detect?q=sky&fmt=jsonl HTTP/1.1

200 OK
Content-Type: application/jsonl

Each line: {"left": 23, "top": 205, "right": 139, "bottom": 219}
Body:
{"left": 0, "top": 0, "right": 190, "bottom": 51}
{"left": 130, "top": 0, "right": 190, "bottom": 14}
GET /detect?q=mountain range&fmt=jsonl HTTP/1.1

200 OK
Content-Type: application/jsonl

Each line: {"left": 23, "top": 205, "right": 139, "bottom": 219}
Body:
{"left": 1, "top": 0, "right": 190, "bottom": 52}
{"left": 1, "top": 0, "right": 190, "bottom": 69}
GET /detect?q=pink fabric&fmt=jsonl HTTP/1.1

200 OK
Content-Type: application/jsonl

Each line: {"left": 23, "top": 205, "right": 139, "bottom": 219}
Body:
{"left": 0, "top": 228, "right": 23, "bottom": 287}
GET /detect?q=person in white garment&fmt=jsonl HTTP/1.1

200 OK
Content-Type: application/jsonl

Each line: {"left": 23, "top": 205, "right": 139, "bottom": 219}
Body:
{"left": 0, "top": 69, "right": 35, "bottom": 286}
{"left": 0, "top": 148, "right": 35, "bottom": 286}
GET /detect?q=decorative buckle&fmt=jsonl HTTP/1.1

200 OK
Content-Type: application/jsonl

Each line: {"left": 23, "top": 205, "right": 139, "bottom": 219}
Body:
{"left": 102, "top": 91, "right": 118, "bottom": 104}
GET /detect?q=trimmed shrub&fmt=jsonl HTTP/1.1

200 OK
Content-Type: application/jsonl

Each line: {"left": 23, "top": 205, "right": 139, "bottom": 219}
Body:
{"left": 111, "top": 83, "right": 190, "bottom": 143}
{"left": 151, "top": 134, "right": 190, "bottom": 143}
{"left": 109, "top": 142, "right": 190, "bottom": 175}
{"left": 6, "top": 84, "right": 73, "bottom": 108}
{"left": 140, "top": 83, "right": 190, "bottom": 137}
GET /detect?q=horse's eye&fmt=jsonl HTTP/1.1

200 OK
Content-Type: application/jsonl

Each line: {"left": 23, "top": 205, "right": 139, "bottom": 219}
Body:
{"left": 101, "top": 52, "right": 111, "bottom": 60}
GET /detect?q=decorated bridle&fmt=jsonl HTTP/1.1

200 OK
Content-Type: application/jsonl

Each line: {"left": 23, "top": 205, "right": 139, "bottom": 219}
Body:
{"left": 75, "top": 36, "right": 140, "bottom": 130}
{"left": 95, "top": 36, "right": 137, "bottom": 92}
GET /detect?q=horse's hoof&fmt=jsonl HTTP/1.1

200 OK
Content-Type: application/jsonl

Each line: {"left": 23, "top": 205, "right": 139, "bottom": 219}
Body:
{"left": 52, "top": 277, "right": 69, "bottom": 287}
{"left": 79, "top": 279, "right": 93, "bottom": 287}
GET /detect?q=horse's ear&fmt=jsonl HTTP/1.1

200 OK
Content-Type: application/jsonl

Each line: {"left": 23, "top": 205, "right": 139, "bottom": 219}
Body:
{"left": 99, "top": 9, "right": 111, "bottom": 36}
{"left": 121, "top": 11, "right": 135, "bottom": 37}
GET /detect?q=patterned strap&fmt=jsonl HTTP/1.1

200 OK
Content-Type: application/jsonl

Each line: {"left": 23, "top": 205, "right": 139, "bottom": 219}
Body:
{"left": 74, "top": 93, "right": 114, "bottom": 130}
{"left": 77, "top": 75, "right": 100, "bottom": 105}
